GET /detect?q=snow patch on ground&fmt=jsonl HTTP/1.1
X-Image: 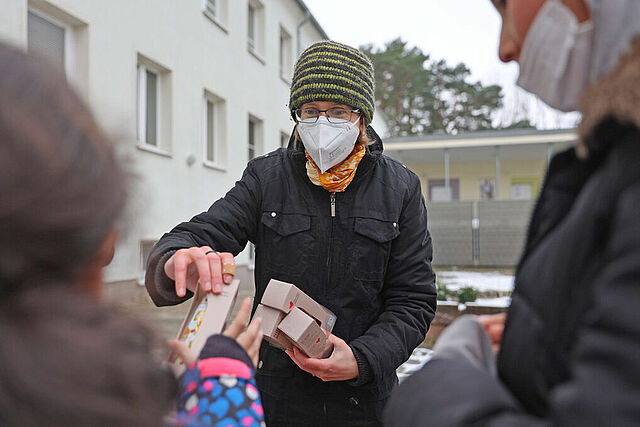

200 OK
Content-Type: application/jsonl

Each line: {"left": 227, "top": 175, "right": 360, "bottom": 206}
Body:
{"left": 474, "top": 297, "right": 512, "bottom": 307}
{"left": 437, "top": 270, "right": 515, "bottom": 292}
{"left": 397, "top": 347, "right": 433, "bottom": 383}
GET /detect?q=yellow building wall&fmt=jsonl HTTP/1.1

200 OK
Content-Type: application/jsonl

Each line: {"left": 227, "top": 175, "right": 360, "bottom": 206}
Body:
{"left": 407, "top": 158, "right": 547, "bottom": 200}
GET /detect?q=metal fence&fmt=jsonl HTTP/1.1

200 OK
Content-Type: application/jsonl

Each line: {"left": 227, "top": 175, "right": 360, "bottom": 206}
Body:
{"left": 427, "top": 200, "right": 535, "bottom": 267}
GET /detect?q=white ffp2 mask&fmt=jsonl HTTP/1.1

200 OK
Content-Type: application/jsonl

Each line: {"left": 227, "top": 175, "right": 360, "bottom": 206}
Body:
{"left": 516, "top": 0, "right": 594, "bottom": 112}
{"left": 297, "top": 116, "right": 360, "bottom": 173}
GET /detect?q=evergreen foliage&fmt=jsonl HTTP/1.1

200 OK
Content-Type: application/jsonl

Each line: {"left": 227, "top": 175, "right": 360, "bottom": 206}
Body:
{"left": 361, "top": 38, "right": 530, "bottom": 136}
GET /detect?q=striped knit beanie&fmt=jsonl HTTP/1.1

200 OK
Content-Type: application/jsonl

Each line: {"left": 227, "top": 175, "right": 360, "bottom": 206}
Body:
{"left": 289, "top": 41, "right": 375, "bottom": 124}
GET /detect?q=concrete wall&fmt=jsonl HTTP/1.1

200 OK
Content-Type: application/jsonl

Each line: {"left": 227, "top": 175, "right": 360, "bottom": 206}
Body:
{"left": 0, "top": 0, "right": 325, "bottom": 283}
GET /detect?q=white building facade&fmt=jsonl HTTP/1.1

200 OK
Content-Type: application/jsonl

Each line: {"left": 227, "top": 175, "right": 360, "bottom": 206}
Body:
{"left": 0, "top": 0, "right": 327, "bottom": 283}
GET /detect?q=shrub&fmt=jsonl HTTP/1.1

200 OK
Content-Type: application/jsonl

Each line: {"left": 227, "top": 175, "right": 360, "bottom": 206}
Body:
{"left": 456, "top": 286, "right": 479, "bottom": 304}
{"left": 437, "top": 282, "right": 451, "bottom": 301}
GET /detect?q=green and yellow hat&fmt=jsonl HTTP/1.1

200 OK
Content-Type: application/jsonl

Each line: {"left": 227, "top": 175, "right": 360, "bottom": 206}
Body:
{"left": 289, "top": 40, "right": 375, "bottom": 124}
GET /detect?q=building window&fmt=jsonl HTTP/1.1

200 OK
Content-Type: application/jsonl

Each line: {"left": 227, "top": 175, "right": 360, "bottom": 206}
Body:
{"left": 248, "top": 116, "right": 263, "bottom": 160}
{"left": 280, "top": 131, "right": 290, "bottom": 148}
{"left": 511, "top": 184, "right": 533, "bottom": 200}
{"left": 27, "top": 6, "right": 88, "bottom": 92}
{"left": 203, "top": 0, "right": 228, "bottom": 30}
{"left": 248, "top": 119, "right": 256, "bottom": 160}
{"left": 27, "top": 9, "right": 74, "bottom": 78}
{"left": 279, "top": 27, "right": 293, "bottom": 80}
{"left": 137, "top": 66, "right": 159, "bottom": 146}
{"left": 137, "top": 55, "right": 172, "bottom": 153}
{"left": 205, "top": 99, "right": 215, "bottom": 162}
{"left": 247, "top": 0, "right": 265, "bottom": 59}
{"left": 479, "top": 178, "right": 495, "bottom": 200}
{"left": 428, "top": 178, "right": 460, "bottom": 202}
{"left": 139, "top": 240, "right": 157, "bottom": 284}
{"left": 511, "top": 177, "right": 539, "bottom": 200}
{"left": 205, "top": 0, "right": 217, "bottom": 16}
{"left": 203, "top": 91, "right": 227, "bottom": 168}
{"left": 247, "top": 3, "right": 256, "bottom": 50}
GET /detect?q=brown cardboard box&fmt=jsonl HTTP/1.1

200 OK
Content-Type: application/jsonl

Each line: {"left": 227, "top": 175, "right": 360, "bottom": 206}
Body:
{"left": 168, "top": 279, "right": 240, "bottom": 374}
{"left": 253, "top": 304, "right": 293, "bottom": 350}
{"left": 261, "top": 279, "right": 337, "bottom": 333}
{"left": 277, "top": 307, "right": 332, "bottom": 358}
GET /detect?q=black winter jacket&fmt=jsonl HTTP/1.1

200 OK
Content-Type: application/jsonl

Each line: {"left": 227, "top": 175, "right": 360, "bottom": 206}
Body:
{"left": 146, "top": 128, "right": 437, "bottom": 425}
{"left": 384, "top": 117, "right": 640, "bottom": 426}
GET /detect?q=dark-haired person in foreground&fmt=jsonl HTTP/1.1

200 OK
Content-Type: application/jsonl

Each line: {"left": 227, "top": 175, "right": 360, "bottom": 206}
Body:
{"left": 385, "top": 1, "right": 640, "bottom": 425}
{"left": 0, "top": 43, "right": 263, "bottom": 427}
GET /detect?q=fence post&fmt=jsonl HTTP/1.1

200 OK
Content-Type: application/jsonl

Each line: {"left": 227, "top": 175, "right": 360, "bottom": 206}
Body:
{"left": 472, "top": 201, "right": 479, "bottom": 266}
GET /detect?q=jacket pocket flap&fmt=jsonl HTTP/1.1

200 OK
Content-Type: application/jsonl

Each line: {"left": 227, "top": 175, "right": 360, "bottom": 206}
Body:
{"left": 261, "top": 212, "right": 311, "bottom": 237}
{"left": 354, "top": 217, "right": 400, "bottom": 243}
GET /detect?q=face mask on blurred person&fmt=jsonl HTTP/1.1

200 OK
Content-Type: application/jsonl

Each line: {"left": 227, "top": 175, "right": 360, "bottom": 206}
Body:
{"left": 516, "top": 0, "right": 594, "bottom": 112}
{"left": 298, "top": 116, "right": 360, "bottom": 173}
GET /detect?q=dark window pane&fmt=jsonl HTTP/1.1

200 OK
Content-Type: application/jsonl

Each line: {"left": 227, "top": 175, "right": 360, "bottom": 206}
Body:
{"left": 145, "top": 70, "right": 157, "bottom": 146}
{"left": 206, "top": 100, "right": 215, "bottom": 161}
{"left": 248, "top": 120, "right": 255, "bottom": 160}
{"left": 248, "top": 5, "right": 255, "bottom": 48}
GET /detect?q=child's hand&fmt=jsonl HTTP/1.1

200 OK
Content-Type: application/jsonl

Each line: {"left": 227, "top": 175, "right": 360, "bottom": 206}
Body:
{"left": 223, "top": 298, "right": 263, "bottom": 367}
{"left": 166, "top": 339, "right": 198, "bottom": 366}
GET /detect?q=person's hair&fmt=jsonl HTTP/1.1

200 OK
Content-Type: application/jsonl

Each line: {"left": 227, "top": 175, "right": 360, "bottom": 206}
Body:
{"left": 0, "top": 43, "right": 127, "bottom": 294}
{"left": 0, "top": 288, "right": 176, "bottom": 427}
{"left": 0, "top": 44, "right": 175, "bottom": 427}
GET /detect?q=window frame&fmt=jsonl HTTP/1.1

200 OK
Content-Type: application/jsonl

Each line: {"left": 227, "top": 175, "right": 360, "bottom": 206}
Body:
{"left": 246, "top": 0, "right": 265, "bottom": 63}
{"left": 248, "top": 118, "right": 256, "bottom": 160}
{"left": 204, "top": 97, "right": 217, "bottom": 164}
{"left": 202, "top": 0, "right": 228, "bottom": 32}
{"left": 247, "top": 3, "right": 256, "bottom": 51}
{"left": 279, "top": 26, "right": 293, "bottom": 82}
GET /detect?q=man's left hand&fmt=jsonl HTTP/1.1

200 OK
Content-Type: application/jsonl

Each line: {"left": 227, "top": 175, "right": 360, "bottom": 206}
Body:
{"left": 285, "top": 333, "right": 359, "bottom": 382}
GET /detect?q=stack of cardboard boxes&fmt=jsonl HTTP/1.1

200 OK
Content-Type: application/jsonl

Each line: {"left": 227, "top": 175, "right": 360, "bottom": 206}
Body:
{"left": 256, "top": 279, "right": 336, "bottom": 359}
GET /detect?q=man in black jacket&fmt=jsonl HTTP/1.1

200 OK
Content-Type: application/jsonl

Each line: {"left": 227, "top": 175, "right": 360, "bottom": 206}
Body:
{"left": 384, "top": 1, "right": 640, "bottom": 426}
{"left": 146, "top": 40, "right": 436, "bottom": 426}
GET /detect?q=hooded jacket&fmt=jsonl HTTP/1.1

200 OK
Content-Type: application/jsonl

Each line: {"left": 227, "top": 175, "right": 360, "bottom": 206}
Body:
{"left": 146, "top": 127, "right": 436, "bottom": 425}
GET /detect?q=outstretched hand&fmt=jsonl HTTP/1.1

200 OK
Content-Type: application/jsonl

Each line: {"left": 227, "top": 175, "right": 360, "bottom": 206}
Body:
{"left": 285, "top": 333, "right": 358, "bottom": 382}
{"left": 164, "top": 246, "right": 235, "bottom": 297}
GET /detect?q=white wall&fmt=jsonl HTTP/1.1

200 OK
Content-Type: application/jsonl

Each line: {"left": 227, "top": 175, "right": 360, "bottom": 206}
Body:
{"left": 0, "top": 0, "right": 325, "bottom": 282}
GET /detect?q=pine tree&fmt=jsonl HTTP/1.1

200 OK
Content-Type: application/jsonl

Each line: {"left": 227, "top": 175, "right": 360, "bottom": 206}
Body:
{"left": 361, "top": 38, "right": 522, "bottom": 136}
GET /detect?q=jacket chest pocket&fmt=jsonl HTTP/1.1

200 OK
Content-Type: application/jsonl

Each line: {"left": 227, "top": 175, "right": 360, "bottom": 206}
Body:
{"left": 348, "top": 217, "right": 400, "bottom": 283}
{"left": 260, "top": 211, "right": 315, "bottom": 277}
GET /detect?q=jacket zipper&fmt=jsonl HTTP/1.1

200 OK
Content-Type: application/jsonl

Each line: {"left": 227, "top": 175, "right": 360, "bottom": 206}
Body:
{"left": 326, "top": 192, "right": 336, "bottom": 289}
{"left": 330, "top": 192, "right": 336, "bottom": 217}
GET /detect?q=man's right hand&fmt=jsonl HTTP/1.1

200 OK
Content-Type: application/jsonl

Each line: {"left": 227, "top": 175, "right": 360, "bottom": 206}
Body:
{"left": 164, "top": 246, "right": 236, "bottom": 297}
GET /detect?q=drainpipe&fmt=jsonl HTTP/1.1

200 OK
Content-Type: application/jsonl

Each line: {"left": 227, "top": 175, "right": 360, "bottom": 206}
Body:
{"left": 296, "top": 11, "right": 311, "bottom": 57}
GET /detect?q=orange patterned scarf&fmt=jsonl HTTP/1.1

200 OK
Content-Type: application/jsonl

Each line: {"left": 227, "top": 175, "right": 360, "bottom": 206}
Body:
{"left": 305, "top": 144, "right": 366, "bottom": 192}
